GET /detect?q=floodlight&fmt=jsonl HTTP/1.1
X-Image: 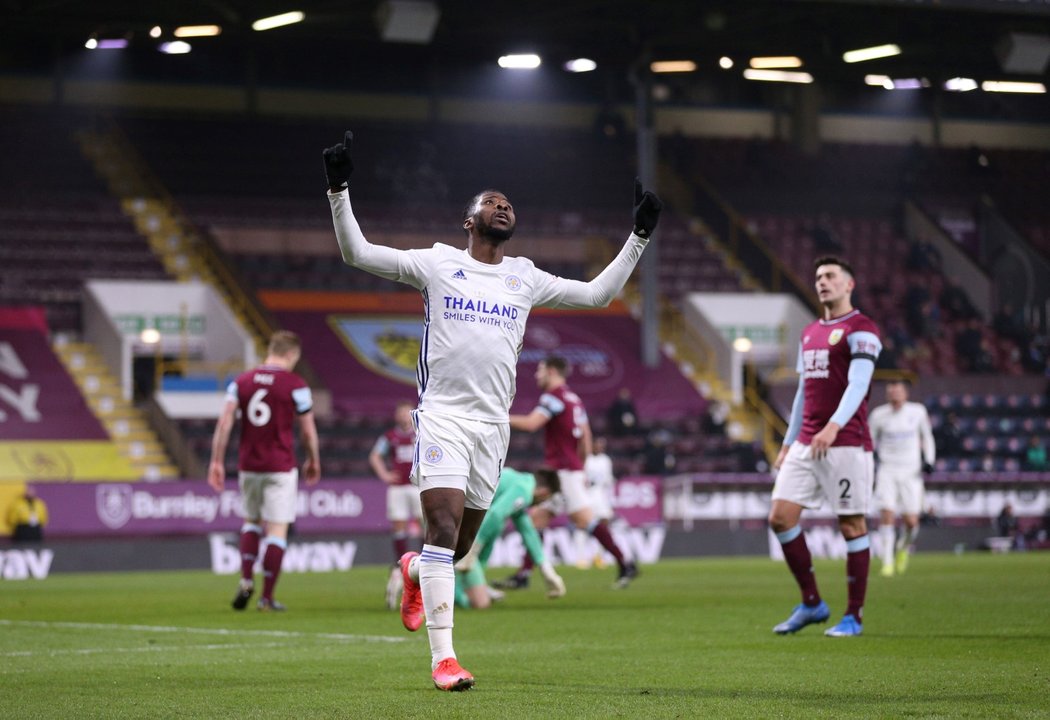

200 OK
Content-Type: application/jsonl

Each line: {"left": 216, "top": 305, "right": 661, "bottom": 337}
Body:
{"left": 749, "top": 56, "right": 803, "bottom": 69}
{"left": 252, "top": 11, "right": 305, "bottom": 32}
{"left": 843, "top": 44, "right": 901, "bottom": 64}
{"left": 174, "top": 25, "right": 221, "bottom": 38}
{"left": 944, "top": 77, "right": 978, "bottom": 92}
{"left": 564, "top": 58, "right": 597, "bottom": 73}
{"left": 981, "top": 80, "right": 1046, "bottom": 93}
{"left": 743, "top": 69, "right": 813, "bottom": 83}
{"left": 650, "top": 60, "right": 697, "bottom": 73}
{"left": 498, "top": 54, "right": 541, "bottom": 69}
{"left": 159, "top": 41, "right": 192, "bottom": 54}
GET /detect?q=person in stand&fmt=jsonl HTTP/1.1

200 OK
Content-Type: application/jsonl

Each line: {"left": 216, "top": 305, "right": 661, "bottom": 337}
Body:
{"left": 323, "top": 130, "right": 661, "bottom": 691}
{"left": 6, "top": 484, "right": 48, "bottom": 542}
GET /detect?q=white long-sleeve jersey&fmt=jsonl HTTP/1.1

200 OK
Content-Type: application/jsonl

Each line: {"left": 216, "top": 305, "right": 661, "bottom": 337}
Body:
{"left": 868, "top": 401, "right": 936, "bottom": 473}
{"left": 328, "top": 190, "right": 649, "bottom": 422}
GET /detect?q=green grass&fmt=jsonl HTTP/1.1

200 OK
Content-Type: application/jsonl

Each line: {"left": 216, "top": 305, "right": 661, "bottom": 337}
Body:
{"left": 2, "top": 553, "right": 1049, "bottom": 719}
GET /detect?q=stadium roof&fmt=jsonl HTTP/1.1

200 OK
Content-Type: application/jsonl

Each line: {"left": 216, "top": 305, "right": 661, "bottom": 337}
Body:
{"left": 3, "top": 1, "right": 1049, "bottom": 107}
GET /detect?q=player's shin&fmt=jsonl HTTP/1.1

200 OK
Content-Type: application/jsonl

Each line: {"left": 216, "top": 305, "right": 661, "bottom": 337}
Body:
{"left": 419, "top": 544, "right": 457, "bottom": 668}
{"left": 261, "top": 537, "right": 287, "bottom": 601}
{"left": 776, "top": 525, "right": 822, "bottom": 606}
{"left": 239, "top": 523, "right": 262, "bottom": 582}
{"left": 845, "top": 534, "right": 871, "bottom": 621}
{"left": 879, "top": 523, "right": 896, "bottom": 569}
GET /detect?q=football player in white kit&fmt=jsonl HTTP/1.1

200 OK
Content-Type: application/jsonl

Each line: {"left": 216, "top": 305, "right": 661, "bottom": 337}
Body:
{"left": 576, "top": 436, "right": 617, "bottom": 568}
{"left": 869, "top": 379, "right": 936, "bottom": 576}
{"left": 323, "top": 131, "right": 662, "bottom": 691}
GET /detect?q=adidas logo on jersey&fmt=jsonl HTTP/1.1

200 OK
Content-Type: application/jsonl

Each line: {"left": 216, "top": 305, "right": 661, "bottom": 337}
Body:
{"left": 452, "top": 269, "right": 467, "bottom": 279}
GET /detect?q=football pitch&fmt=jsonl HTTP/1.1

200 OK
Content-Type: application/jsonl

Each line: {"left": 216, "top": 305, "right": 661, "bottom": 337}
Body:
{"left": 2, "top": 553, "right": 1048, "bottom": 719}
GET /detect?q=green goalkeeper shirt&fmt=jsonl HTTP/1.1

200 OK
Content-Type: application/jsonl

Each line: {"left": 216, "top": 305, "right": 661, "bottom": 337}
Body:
{"left": 475, "top": 467, "right": 546, "bottom": 566}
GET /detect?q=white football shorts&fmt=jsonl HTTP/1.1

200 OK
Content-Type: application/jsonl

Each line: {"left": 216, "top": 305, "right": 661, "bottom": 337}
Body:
{"left": 239, "top": 469, "right": 299, "bottom": 525}
{"left": 587, "top": 481, "right": 614, "bottom": 521}
{"left": 538, "top": 469, "right": 591, "bottom": 517}
{"left": 386, "top": 483, "right": 423, "bottom": 523}
{"left": 875, "top": 466, "right": 925, "bottom": 516}
{"left": 411, "top": 409, "right": 509, "bottom": 511}
{"left": 772, "top": 441, "right": 873, "bottom": 515}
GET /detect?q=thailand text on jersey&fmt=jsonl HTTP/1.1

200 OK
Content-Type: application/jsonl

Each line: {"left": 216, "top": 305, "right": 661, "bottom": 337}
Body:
{"left": 796, "top": 309, "right": 882, "bottom": 449}
{"left": 383, "top": 243, "right": 594, "bottom": 422}
{"left": 227, "top": 364, "right": 312, "bottom": 472}
{"left": 329, "top": 191, "right": 651, "bottom": 423}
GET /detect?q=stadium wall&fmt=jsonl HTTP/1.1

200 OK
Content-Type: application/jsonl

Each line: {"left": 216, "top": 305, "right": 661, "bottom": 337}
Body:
{"left": 3, "top": 74, "right": 1050, "bottom": 150}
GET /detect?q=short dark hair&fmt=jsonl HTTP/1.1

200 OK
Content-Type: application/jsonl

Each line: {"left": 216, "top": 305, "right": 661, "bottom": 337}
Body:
{"left": 534, "top": 467, "right": 561, "bottom": 495}
{"left": 813, "top": 256, "right": 855, "bottom": 278}
{"left": 886, "top": 377, "right": 912, "bottom": 388}
{"left": 461, "top": 189, "right": 505, "bottom": 236}
{"left": 541, "top": 355, "right": 570, "bottom": 376}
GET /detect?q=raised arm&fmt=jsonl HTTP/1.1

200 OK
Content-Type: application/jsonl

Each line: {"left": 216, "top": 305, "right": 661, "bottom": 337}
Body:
{"left": 538, "top": 179, "right": 662, "bottom": 309}
{"left": 324, "top": 131, "right": 415, "bottom": 281}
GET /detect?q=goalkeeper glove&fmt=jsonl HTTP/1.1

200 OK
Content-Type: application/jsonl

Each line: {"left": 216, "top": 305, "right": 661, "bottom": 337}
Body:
{"left": 539, "top": 560, "right": 566, "bottom": 599}
{"left": 633, "top": 177, "right": 663, "bottom": 238}
{"left": 322, "top": 130, "right": 355, "bottom": 190}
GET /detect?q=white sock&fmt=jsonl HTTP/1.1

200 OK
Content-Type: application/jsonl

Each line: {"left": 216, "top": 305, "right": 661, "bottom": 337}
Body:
{"left": 419, "top": 543, "right": 456, "bottom": 669}
{"left": 879, "top": 524, "right": 895, "bottom": 565}
{"left": 898, "top": 525, "right": 919, "bottom": 551}
{"left": 408, "top": 554, "right": 420, "bottom": 582}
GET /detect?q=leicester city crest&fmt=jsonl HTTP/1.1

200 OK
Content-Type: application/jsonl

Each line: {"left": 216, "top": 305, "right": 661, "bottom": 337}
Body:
{"left": 96, "top": 484, "right": 132, "bottom": 529}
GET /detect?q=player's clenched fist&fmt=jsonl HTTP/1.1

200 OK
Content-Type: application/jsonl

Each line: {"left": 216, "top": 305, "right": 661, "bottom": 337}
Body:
{"left": 323, "top": 130, "right": 355, "bottom": 190}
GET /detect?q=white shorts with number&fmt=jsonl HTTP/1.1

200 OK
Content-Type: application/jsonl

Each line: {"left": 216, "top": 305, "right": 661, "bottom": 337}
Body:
{"left": 387, "top": 483, "right": 423, "bottom": 523}
{"left": 875, "top": 466, "right": 925, "bottom": 516}
{"left": 239, "top": 469, "right": 298, "bottom": 525}
{"left": 411, "top": 409, "right": 509, "bottom": 511}
{"left": 772, "top": 442, "right": 873, "bottom": 515}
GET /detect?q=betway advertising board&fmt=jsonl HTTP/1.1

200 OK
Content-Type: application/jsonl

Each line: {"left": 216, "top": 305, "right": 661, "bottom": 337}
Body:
{"left": 34, "top": 477, "right": 662, "bottom": 537}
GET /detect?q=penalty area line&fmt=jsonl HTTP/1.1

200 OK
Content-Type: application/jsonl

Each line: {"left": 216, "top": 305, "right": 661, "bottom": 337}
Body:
{"left": 0, "top": 619, "right": 405, "bottom": 644}
{"left": 1, "top": 641, "right": 290, "bottom": 658}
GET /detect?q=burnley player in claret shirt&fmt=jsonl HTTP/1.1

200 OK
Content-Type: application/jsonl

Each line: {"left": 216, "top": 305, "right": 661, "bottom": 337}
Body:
{"left": 768, "top": 257, "right": 882, "bottom": 638}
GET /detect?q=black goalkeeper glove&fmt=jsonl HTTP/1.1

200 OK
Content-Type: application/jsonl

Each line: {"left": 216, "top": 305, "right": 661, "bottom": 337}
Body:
{"left": 633, "top": 177, "right": 663, "bottom": 238}
{"left": 323, "top": 130, "right": 354, "bottom": 190}
{"left": 922, "top": 461, "right": 934, "bottom": 474}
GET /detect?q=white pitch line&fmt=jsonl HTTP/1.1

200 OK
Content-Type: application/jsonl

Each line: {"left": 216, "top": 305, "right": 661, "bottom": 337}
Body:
{"left": 1, "top": 641, "right": 289, "bottom": 658}
{"left": 0, "top": 619, "right": 405, "bottom": 644}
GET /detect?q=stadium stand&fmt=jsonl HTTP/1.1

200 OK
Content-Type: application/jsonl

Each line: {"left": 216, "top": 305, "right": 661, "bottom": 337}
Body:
{"left": 0, "top": 108, "right": 170, "bottom": 333}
